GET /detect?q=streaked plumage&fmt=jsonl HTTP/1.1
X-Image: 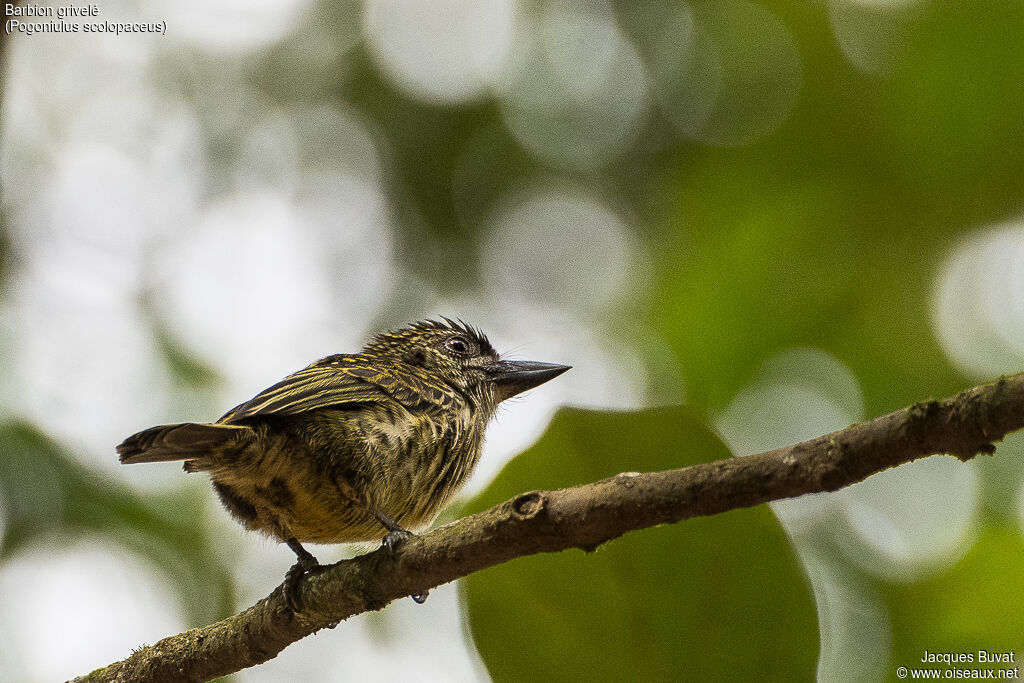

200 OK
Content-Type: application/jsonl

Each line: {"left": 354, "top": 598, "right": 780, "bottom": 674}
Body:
{"left": 117, "top": 319, "right": 569, "bottom": 607}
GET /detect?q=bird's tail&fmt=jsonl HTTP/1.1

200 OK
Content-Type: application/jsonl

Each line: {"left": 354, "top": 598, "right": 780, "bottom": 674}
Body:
{"left": 117, "top": 422, "right": 250, "bottom": 464}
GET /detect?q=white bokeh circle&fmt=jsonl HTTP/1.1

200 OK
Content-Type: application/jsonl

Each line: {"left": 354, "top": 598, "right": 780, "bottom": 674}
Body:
{"left": 364, "top": 0, "right": 517, "bottom": 104}
{"left": 495, "top": 1, "right": 650, "bottom": 169}
{"left": 933, "top": 221, "right": 1024, "bottom": 380}
{"left": 482, "top": 187, "right": 641, "bottom": 314}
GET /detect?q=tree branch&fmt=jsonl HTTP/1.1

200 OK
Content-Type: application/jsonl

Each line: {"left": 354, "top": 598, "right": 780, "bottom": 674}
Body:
{"left": 75, "top": 372, "right": 1024, "bottom": 682}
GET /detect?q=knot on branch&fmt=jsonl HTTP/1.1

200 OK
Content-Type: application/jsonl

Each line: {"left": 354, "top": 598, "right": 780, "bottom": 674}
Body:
{"left": 511, "top": 491, "right": 545, "bottom": 519}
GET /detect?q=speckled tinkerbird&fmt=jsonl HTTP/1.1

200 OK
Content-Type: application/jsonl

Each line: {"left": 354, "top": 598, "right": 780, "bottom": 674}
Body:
{"left": 117, "top": 319, "right": 569, "bottom": 609}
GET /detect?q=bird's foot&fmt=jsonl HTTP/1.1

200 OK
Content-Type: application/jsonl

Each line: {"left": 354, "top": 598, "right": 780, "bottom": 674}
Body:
{"left": 373, "top": 511, "right": 425, "bottom": 603}
{"left": 283, "top": 550, "right": 320, "bottom": 613}
{"left": 381, "top": 528, "right": 414, "bottom": 554}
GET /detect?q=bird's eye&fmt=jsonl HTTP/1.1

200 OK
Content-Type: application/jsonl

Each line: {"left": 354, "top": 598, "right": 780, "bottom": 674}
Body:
{"left": 446, "top": 337, "right": 470, "bottom": 354}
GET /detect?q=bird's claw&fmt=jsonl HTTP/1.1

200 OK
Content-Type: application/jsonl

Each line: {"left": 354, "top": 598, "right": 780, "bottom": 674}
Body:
{"left": 382, "top": 528, "right": 414, "bottom": 554}
{"left": 283, "top": 556, "right": 320, "bottom": 613}
{"left": 379, "top": 528, "right": 426, "bottom": 602}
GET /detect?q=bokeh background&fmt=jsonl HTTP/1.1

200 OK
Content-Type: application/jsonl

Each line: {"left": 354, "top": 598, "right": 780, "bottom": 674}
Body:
{"left": 1, "top": 0, "right": 1023, "bottom": 680}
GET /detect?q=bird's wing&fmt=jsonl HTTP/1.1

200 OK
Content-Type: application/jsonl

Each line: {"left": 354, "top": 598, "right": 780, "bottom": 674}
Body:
{"left": 218, "top": 354, "right": 460, "bottom": 423}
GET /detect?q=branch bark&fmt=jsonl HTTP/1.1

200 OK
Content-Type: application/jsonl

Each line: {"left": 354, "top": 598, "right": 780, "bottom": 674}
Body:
{"left": 75, "top": 372, "right": 1024, "bottom": 682}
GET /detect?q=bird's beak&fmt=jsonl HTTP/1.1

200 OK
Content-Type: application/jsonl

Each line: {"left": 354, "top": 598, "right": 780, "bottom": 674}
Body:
{"left": 483, "top": 360, "right": 571, "bottom": 401}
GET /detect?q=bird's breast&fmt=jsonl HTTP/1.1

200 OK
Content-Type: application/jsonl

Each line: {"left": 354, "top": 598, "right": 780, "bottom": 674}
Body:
{"left": 356, "top": 402, "right": 484, "bottom": 522}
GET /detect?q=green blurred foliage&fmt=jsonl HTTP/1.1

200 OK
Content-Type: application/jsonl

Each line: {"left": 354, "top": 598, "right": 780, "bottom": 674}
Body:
{"left": 463, "top": 407, "right": 818, "bottom": 681}
{"left": 651, "top": 0, "right": 1024, "bottom": 416}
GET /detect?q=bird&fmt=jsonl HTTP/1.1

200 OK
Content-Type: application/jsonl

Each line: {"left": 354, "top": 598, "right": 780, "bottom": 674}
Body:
{"left": 117, "top": 318, "right": 570, "bottom": 609}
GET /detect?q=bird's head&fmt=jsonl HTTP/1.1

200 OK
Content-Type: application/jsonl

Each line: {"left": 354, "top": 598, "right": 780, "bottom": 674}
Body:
{"left": 362, "top": 318, "right": 570, "bottom": 415}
